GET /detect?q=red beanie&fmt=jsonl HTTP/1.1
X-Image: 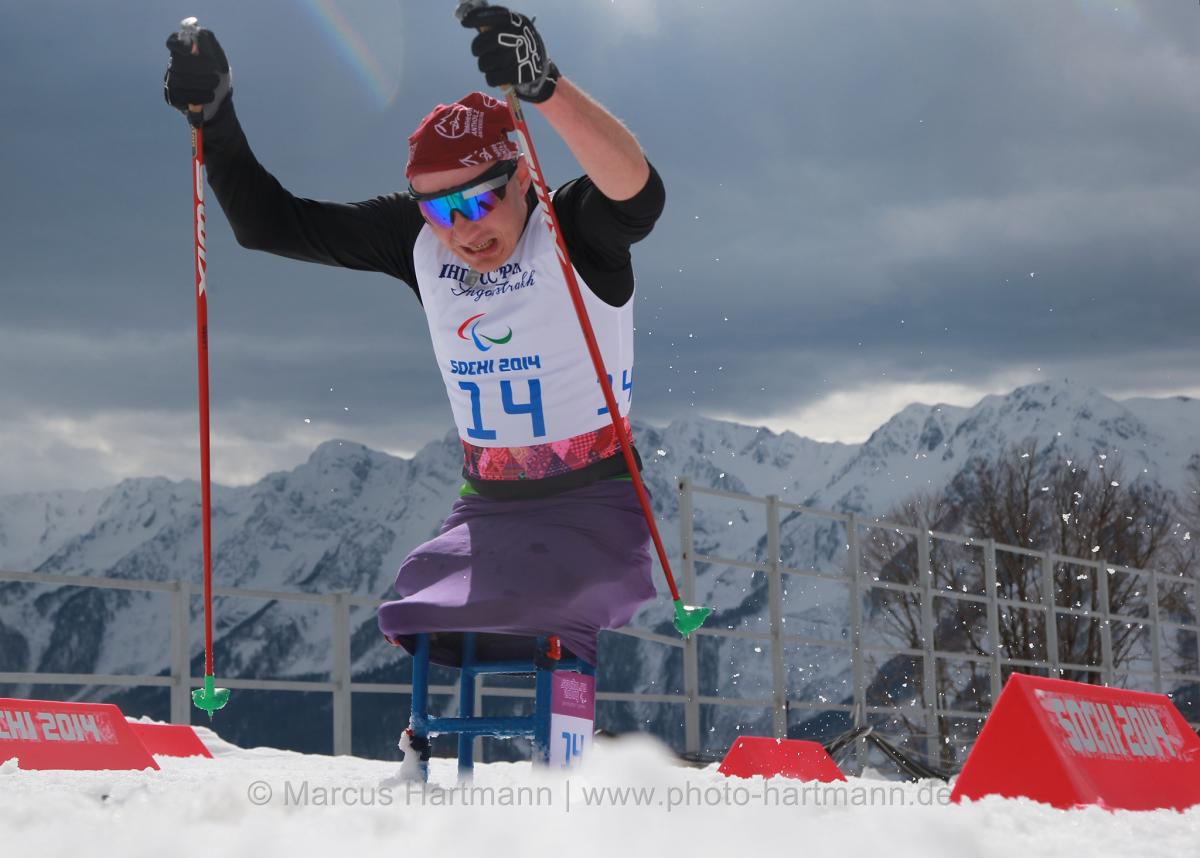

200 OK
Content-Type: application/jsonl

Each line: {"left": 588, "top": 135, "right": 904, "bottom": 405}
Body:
{"left": 406, "top": 92, "right": 521, "bottom": 179}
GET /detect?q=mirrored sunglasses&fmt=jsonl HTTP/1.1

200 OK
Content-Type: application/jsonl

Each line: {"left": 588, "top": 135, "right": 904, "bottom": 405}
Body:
{"left": 410, "top": 160, "right": 518, "bottom": 229}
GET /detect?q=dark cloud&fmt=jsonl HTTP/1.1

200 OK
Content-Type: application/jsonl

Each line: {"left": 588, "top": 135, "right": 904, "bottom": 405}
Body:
{"left": 1, "top": 0, "right": 1198, "bottom": 492}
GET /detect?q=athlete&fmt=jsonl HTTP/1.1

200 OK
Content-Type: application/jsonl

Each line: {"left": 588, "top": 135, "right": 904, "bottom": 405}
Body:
{"left": 164, "top": 7, "right": 663, "bottom": 668}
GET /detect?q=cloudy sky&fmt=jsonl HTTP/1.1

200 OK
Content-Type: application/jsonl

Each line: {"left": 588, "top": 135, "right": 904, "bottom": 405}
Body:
{"left": 1, "top": 0, "right": 1198, "bottom": 494}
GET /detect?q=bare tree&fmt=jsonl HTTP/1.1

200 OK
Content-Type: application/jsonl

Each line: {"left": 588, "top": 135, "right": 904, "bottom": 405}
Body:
{"left": 860, "top": 491, "right": 990, "bottom": 765}
{"left": 957, "top": 441, "right": 1175, "bottom": 682}
{"left": 864, "top": 442, "right": 1183, "bottom": 766}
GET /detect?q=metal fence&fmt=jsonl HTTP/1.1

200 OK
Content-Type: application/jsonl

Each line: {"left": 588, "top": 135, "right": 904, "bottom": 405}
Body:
{"left": 2, "top": 476, "right": 1197, "bottom": 766}
{"left": 674, "top": 476, "right": 1200, "bottom": 768}
{"left": 0, "top": 569, "right": 681, "bottom": 757}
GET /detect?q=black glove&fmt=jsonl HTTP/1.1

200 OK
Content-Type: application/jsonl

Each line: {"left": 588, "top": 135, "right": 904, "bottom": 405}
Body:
{"left": 164, "top": 28, "right": 232, "bottom": 124}
{"left": 461, "top": 6, "right": 560, "bottom": 104}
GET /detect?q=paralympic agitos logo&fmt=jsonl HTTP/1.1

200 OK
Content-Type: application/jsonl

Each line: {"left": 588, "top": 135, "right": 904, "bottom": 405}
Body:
{"left": 458, "top": 313, "right": 513, "bottom": 352}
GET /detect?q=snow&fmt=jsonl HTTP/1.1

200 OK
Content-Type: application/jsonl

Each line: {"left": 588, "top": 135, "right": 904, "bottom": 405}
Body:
{"left": 2, "top": 728, "right": 1198, "bottom": 857}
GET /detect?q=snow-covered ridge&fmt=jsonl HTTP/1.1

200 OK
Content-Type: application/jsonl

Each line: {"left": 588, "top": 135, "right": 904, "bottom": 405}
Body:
{"left": 0, "top": 380, "right": 1196, "bottom": 755}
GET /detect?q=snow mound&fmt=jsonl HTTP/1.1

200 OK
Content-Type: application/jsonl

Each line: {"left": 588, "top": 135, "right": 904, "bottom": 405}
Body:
{"left": 1, "top": 731, "right": 1198, "bottom": 857}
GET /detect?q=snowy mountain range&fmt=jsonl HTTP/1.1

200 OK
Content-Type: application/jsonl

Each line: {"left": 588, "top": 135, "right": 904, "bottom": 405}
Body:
{"left": 0, "top": 379, "right": 1196, "bottom": 758}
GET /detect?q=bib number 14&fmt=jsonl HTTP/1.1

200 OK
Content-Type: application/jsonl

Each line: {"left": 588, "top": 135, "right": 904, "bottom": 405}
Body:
{"left": 458, "top": 379, "right": 545, "bottom": 440}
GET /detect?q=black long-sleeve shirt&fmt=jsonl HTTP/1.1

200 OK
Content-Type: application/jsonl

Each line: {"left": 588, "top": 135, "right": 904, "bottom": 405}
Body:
{"left": 201, "top": 99, "right": 665, "bottom": 308}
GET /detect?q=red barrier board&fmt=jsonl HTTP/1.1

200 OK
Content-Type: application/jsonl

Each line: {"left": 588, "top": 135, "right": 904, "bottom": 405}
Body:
{"left": 0, "top": 698, "right": 159, "bottom": 771}
{"left": 719, "top": 736, "right": 847, "bottom": 782}
{"left": 951, "top": 674, "right": 1200, "bottom": 810}
{"left": 127, "top": 721, "right": 213, "bottom": 759}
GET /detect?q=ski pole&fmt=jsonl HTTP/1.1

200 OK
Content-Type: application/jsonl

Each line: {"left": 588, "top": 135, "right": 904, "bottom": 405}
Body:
{"left": 178, "top": 16, "right": 230, "bottom": 718}
{"left": 455, "top": 1, "right": 712, "bottom": 638}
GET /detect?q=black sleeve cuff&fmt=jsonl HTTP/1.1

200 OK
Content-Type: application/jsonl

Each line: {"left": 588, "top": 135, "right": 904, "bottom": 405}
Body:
{"left": 197, "top": 96, "right": 243, "bottom": 151}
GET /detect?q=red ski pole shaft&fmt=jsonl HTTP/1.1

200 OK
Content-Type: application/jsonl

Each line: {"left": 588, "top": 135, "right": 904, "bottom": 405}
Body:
{"left": 178, "top": 16, "right": 229, "bottom": 716}
{"left": 501, "top": 91, "right": 684, "bottom": 605}
{"left": 179, "top": 18, "right": 215, "bottom": 678}
{"left": 189, "top": 112, "right": 215, "bottom": 677}
{"left": 454, "top": 1, "right": 708, "bottom": 635}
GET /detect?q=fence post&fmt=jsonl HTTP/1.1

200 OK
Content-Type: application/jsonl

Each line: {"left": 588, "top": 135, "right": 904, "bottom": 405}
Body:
{"left": 332, "top": 592, "right": 352, "bottom": 756}
{"left": 1194, "top": 563, "right": 1200, "bottom": 624}
{"left": 846, "top": 513, "right": 867, "bottom": 774}
{"left": 1194, "top": 566, "right": 1200, "bottom": 679}
{"left": 170, "top": 579, "right": 191, "bottom": 725}
{"left": 474, "top": 675, "right": 486, "bottom": 763}
{"left": 1096, "top": 557, "right": 1114, "bottom": 686}
{"left": 1041, "top": 553, "right": 1060, "bottom": 677}
{"left": 917, "top": 531, "right": 939, "bottom": 768}
{"left": 766, "top": 495, "right": 787, "bottom": 739}
{"left": 983, "top": 540, "right": 1003, "bottom": 706}
{"left": 1147, "top": 569, "right": 1164, "bottom": 694}
{"left": 679, "top": 476, "right": 701, "bottom": 755}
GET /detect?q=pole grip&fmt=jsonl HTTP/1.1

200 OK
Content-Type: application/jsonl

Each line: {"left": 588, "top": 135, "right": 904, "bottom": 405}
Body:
{"left": 178, "top": 17, "right": 205, "bottom": 127}
{"left": 178, "top": 16, "right": 200, "bottom": 42}
{"left": 454, "top": 0, "right": 489, "bottom": 22}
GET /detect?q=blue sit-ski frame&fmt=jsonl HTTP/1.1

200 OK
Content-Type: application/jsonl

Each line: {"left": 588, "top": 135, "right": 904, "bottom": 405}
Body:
{"left": 407, "top": 632, "right": 595, "bottom": 778}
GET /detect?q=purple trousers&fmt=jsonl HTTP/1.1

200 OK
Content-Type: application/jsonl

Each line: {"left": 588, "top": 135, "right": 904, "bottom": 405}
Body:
{"left": 376, "top": 480, "right": 655, "bottom": 667}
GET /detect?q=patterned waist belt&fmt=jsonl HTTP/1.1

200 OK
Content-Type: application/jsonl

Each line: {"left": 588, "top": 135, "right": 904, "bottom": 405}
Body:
{"left": 462, "top": 418, "right": 633, "bottom": 481}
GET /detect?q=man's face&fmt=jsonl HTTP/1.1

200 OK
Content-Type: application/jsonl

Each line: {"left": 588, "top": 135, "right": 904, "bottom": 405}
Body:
{"left": 410, "top": 160, "right": 531, "bottom": 273}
